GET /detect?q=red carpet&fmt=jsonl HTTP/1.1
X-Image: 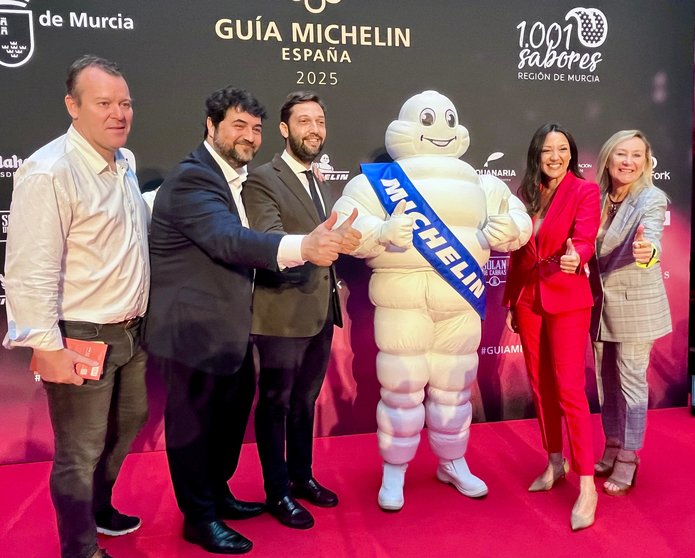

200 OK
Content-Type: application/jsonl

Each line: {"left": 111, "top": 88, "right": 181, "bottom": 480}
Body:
{"left": 1, "top": 408, "right": 694, "bottom": 557}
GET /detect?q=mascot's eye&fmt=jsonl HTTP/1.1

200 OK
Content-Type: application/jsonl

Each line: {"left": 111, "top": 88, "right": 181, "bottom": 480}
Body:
{"left": 419, "top": 108, "right": 435, "bottom": 126}
{"left": 445, "top": 109, "right": 456, "bottom": 128}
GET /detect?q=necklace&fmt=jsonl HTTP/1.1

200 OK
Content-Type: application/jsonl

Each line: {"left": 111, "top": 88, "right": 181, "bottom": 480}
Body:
{"left": 607, "top": 194, "right": 625, "bottom": 218}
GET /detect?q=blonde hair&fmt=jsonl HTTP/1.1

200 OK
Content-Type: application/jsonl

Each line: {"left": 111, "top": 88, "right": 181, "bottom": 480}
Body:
{"left": 595, "top": 130, "right": 654, "bottom": 194}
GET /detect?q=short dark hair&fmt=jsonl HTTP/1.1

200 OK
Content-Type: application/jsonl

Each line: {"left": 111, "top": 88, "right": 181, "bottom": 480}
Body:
{"left": 518, "top": 122, "right": 582, "bottom": 216}
{"left": 280, "top": 91, "right": 326, "bottom": 125}
{"left": 66, "top": 55, "right": 123, "bottom": 103}
{"left": 204, "top": 86, "right": 267, "bottom": 139}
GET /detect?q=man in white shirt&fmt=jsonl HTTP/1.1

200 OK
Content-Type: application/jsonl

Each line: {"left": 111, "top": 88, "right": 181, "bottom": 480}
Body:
{"left": 3, "top": 55, "right": 149, "bottom": 558}
{"left": 145, "top": 86, "right": 359, "bottom": 554}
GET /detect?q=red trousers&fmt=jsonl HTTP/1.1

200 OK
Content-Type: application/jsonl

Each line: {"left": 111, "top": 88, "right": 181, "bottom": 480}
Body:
{"left": 515, "top": 281, "right": 594, "bottom": 475}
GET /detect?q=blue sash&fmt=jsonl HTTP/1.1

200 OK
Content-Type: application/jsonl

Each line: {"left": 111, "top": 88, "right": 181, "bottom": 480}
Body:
{"left": 362, "top": 162, "right": 487, "bottom": 319}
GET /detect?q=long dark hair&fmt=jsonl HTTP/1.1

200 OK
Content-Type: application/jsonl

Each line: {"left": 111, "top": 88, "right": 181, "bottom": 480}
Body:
{"left": 518, "top": 122, "right": 582, "bottom": 216}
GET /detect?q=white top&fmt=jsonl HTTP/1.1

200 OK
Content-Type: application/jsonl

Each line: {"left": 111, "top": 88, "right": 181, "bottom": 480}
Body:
{"left": 3, "top": 126, "right": 150, "bottom": 350}
{"left": 203, "top": 141, "right": 304, "bottom": 269}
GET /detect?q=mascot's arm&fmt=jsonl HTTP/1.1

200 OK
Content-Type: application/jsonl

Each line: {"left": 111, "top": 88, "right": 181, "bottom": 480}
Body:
{"left": 479, "top": 175, "right": 532, "bottom": 252}
{"left": 332, "top": 174, "right": 412, "bottom": 258}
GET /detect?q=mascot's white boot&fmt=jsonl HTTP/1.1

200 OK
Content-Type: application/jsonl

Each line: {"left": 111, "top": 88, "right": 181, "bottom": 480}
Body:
{"left": 437, "top": 457, "right": 488, "bottom": 498}
{"left": 378, "top": 462, "right": 408, "bottom": 511}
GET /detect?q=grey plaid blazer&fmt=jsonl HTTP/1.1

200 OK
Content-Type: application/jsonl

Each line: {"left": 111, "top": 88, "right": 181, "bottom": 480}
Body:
{"left": 589, "top": 184, "right": 672, "bottom": 342}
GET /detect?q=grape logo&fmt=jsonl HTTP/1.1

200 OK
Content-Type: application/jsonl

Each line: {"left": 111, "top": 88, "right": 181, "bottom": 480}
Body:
{"left": 565, "top": 7, "right": 607, "bottom": 48}
{"left": 0, "top": 0, "right": 33, "bottom": 68}
{"left": 516, "top": 5, "right": 608, "bottom": 83}
{"left": 292, "top": 0, "right": 341, "bottom": 15}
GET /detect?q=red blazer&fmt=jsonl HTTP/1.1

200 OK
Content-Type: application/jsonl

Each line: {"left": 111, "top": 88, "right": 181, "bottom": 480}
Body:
{"left": 503, "top": 172, "right": 600, "bottom": 314}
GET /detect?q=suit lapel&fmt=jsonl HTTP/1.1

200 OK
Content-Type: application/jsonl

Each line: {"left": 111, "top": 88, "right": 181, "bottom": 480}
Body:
{"left": 195, "top": 142, "right": 240, "bottom": 217}
{"left": 536, "top": 172, "right": 574, "bottom": 257}
{"left": 599, "top": 188, "right": 639, "bottom": 256}
{"left": 272, "top": 153, "right": 322, "bottom": 225}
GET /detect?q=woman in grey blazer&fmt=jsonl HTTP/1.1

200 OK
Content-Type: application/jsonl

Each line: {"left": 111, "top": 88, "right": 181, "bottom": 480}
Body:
{"left": 588, "top": 130, "right": 672, "bottom": 496}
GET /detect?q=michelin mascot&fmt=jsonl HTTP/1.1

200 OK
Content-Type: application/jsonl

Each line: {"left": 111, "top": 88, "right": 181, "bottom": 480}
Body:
{"left": 333, "top": 91, "right": 531, "bottom": 510}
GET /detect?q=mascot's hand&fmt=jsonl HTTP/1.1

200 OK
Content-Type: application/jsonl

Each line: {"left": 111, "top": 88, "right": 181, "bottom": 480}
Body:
{"left": 379, "top": 200, "right": 414, "bottom": 248}
{"left": 482, "top": 196, "right": 520, "bottom": 248}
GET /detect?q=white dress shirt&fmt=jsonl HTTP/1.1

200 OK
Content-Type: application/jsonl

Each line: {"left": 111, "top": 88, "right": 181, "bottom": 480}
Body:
{"left": 3, "top": 126, "right": 150, "bottom": 351}
{"left": 281, "top": 150, "right": 327, "bottom": 214}
{"left": 203, "top": 141, "right": 305, "bottom": 269}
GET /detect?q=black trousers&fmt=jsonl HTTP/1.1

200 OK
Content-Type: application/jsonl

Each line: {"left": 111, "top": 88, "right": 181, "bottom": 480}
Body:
{"left": 160, "top": 346, "right": 256, "bottom": 523}
{"left": 254, "top": 317, "right": 334, "bottom": 501}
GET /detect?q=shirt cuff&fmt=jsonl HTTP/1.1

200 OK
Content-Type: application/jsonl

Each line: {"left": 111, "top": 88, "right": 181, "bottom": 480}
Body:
{"left": 277, "top": 235, "right": 306, "bottom": 270}
{"left": 3, "top": 323, "right": 65, "bottom": 351}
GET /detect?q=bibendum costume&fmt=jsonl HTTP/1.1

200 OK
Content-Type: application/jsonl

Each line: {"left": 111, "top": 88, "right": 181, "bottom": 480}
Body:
{"left": 333, "top": 91, "right": 532, "bottom": 510}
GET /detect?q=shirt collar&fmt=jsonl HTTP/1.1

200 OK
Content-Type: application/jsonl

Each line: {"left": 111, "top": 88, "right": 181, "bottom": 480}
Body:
{"left": 67, "top": 125, "right": 128, "bottom": 175}
{"left": 281, "top": 149, "right": 311, "bottom": 176}
{"left": 204, "top": 140, "right": 247, "bottom": 187}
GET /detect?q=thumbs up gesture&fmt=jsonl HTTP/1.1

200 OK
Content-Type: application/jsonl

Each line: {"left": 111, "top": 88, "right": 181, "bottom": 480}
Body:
{"left": 483, "top": 194, "right": 520, "bottom": 250}
{"left": 560, "top": 238, "right": 580, "bottom": 274}
{"left": 378, "top": 199, "right": 414, "bottom": 249}
{"left": 632, "top": 224, "right": 653, "bottom": 264}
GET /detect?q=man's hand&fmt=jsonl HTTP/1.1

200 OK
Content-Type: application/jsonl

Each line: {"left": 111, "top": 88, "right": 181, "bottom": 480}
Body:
{"left": 301, "top": 212, "right": 343, "bottom": 266}
{"left": 378, "top": 200, "right": 414, "bottom": 248}
{"left": 482, "top": 196, "right": 520, "bottom": 248}
{"left": 560, "top": 238, "right": 580, "bottom": 274}
{"left": 632, "top": 224, "right": 653, "bottom": 264}
{"left": 32, "top": 348, "right": 99, "bottom": 385}
{"left": 333, "top": 208, "right": 362, "bottom": 254}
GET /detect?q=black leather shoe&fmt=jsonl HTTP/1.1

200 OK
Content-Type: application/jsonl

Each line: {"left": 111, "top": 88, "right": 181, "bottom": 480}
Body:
{"left": 266, "top": 496, "right": 314, "bottom": 529}
{"left": 183, "top": 519, "right": 253, "bottom": 554}
{"left": 217, "top": 495, "right": 265, "bottom": 520}
{"left": 291, "top": 478, "right": 339, "bottom": 507}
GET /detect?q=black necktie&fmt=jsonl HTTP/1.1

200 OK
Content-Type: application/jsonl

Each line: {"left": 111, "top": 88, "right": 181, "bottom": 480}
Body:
{"left": 303, "top": 170, "right": 326, "bottom": 220}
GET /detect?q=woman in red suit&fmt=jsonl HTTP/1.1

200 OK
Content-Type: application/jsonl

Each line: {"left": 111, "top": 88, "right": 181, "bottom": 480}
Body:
{"left": 504, "top": 123, "right": 600, "bottom": 530}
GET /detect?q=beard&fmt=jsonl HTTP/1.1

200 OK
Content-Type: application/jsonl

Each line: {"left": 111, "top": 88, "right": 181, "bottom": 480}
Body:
{"left": 288, "top": 132, "right": 324, "bottom": 164}
{"left": 213, "top": 131, "right": 257, "bottom": 168}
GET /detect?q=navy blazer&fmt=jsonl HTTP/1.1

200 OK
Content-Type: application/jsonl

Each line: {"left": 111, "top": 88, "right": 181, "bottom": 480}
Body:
{"left": 145, "top": 143, "right": 282, "bottom": 375}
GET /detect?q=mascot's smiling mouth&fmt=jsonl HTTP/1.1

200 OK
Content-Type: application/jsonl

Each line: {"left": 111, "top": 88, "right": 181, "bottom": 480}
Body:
{"left": 420, "top": 135, "right": 455, "bottom": 148}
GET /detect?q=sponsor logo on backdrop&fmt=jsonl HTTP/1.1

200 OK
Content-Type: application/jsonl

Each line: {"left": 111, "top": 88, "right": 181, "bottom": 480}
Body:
{"left": 476, "top": 152, "right": 517, "bottom": 183}
{"left": 483, "top": 255, "right": 508, "bottom": 287}
{"left": 214, "top": 2, "right": 411, "bottom": 87}
{"left": 0, "top": 1, "right": 34, "bottom": 68}
{"left": 316, "top": 153, "right": 350, "bottom": 181}
{"left": 0, "top": 0, "right": 134, "bottom": 69}
{"left": 516, "top": 6, "right": 607, "bottom": 84}
{"left": 0, "top": 153, "right": 22, "bottom": 177}
{"left": 480, "top": 344, "right": 523, "bottom": 356}
{"left": 650, "top": 156, "right": 671, "bottom": 226}
{"left": 1, "top": 210, "right": 8, "bottom": 241}
{"left": 293, "top": 0, "right": 341, "bottom": 15}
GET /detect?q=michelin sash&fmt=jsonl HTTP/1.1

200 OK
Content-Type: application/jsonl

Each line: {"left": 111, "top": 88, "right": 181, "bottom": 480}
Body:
{"left": 362, "top": 162, "right": 487, "bottom": 319}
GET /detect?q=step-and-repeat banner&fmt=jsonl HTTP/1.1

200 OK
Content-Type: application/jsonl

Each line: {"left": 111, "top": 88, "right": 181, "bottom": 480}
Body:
{"left": 0, "top": 0, "right": 692, "bottom": 464}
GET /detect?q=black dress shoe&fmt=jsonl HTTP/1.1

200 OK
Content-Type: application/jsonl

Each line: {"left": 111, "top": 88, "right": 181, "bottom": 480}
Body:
{"left": 183, "top": 519, "right": 253, "bottom": 554}
{"left": 291, "top": 478, "right": 339, "bottom": 507}
{"left": 266, "top": 495, "right": 314, "bottom": 529}
{"left": 217, "top": 495, "right": 265, "bottom": 520}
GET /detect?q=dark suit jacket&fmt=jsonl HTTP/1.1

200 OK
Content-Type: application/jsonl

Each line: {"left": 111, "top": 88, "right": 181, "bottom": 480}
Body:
{"left": 243, "top": 153, "right": 341, "bottom": 337}
{"left": 503, "top": 172, "right": 600, "bottom": 314}
{"left": 145, "top": 143, "right": 282, "bottom": 374}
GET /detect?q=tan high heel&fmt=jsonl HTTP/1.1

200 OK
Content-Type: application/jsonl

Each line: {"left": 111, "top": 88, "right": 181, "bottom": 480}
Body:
{"left": 604, "top": 456, "right": 639, "bottom": 496}
{"left": 528, "top": 459, "right": 569, "bottom": 492}
{"left": 570, "top": 489, "right": 598, "bottom": 531}
{"left": 594, "top": 442, "right": 621, "bottom": 477}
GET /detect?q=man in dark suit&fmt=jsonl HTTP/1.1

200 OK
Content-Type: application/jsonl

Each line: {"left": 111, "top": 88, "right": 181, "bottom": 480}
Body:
{"left": 243, "top": 92, "right": 344, "bottom": 530}
{"left": 145, "top": 87, "right": 359, "bottom": 554}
